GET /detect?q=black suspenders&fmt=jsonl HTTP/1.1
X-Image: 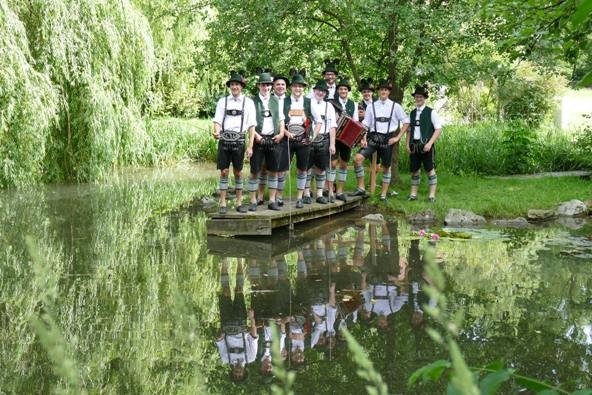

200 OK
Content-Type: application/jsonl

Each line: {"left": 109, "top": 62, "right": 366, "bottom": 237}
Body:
{"left": 371, "top": 100, "right": 396, "bottom": 134}
{"left": 221, "top": 96, "right": 246, "bottom": 134}
{"left": 223, "top": 332, "right": 248, "bottom": 364}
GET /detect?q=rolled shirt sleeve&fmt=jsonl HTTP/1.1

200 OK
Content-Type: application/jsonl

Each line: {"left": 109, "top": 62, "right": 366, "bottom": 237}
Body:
{"left": 362, "top": 105, "right": 374, "bottom": 130}
{"left": 431, "top": 109, "right": 442, "bottom": 130}
{"left": 243, "top": 98, "right": 257, "bottom": 130}
{"left": 327, "top": 103, "right": 337, "bottom": 129}
{"left": 395, "top": 103, "right": 410, "bottom": 124}
{"left": 213, "top": 97, "right": 225, "bottom": 126}
{"left": 352, "top": 102, "right": 359, "bottom": 122}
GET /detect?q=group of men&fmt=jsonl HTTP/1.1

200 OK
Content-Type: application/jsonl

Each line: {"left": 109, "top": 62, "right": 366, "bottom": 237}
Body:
{"left": 212, "top": 61, "right": 442, "bottom": 214}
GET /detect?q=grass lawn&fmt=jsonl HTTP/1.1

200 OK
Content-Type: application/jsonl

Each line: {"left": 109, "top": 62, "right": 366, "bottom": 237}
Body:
{"left": 373, "top": 173, "right": 591, "bottom": 220}
{"left": 281, "top": 168, "right": 591, "bottom": 220}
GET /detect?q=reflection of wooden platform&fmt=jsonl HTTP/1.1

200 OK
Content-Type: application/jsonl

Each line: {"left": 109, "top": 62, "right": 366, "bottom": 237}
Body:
{"left": 206, "top": 195, "right": 365, "bottom": 236}
{"left": 207, "top": 214, "right": 359, "bottom": 260}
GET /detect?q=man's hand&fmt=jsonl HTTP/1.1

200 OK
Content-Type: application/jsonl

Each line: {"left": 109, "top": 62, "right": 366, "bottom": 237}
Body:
{"left": 272, "top": 134, "right": 283, "bottom": 144}
{"left": 285, "top": 131, "right": 294, "bottom": 140}
{"left": 246, "top": 147, "right": 253, "bottom": 159}
{"left": 213, "top": 130, "right": 220, "bottom": 140}
{"left": 389, "top": 134, "right": 402, "bottom": 145}
{"left": 255, "top": 134, "right": 262, "bottom": 144}
{"left": 406, "top": 143, "right": 412, "bottom": 153}
{"left": 361, "top": 138, "right": 368, "bottom": 148}
{"left": 423, "top": 142, "right": 432, "bottom": 152}
{"left": 247, "top": 309, "right": 255, "bottom": 321}
{"left": 329, "top": 145, "right": 336, "bottom": 155}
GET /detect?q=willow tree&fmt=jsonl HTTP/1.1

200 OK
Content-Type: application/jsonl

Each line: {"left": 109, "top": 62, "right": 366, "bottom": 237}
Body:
{"left": 1, "top": 0, "right": 155, "bottom": 187}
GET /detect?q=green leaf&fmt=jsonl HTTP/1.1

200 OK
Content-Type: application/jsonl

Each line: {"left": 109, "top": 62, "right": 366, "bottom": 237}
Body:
{"left": 515, "top": 376, "right": 556, "bottom": 392}
{"left": 484, "top": 359, "right": 505, "bottom": 372}
{"left": 537, "top": 390, "right": 560, "bottom": 395}
{"left": 570, "top": 391, "right": 592, "bottom": 395}
{"left": 571, "top": 0, "right": 592, "bottom": 27}
{"left": 408, "top": 360, "right": 451, "bottom": 386}
{"left": 479, "top": 369, "right": 511, "bottom": 395}
{"left": 576, "top": 70, "right": 592, "bottom": 88}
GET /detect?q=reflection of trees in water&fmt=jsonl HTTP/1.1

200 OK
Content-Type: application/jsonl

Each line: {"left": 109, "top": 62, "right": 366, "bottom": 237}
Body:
{"left": 1, "top": 181, "right": 219, "bottom": 393}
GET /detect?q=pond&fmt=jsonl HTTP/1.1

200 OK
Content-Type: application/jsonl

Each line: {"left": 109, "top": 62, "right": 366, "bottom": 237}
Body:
{"left": 1, "top": 165, "right": 590, "bottom": 394}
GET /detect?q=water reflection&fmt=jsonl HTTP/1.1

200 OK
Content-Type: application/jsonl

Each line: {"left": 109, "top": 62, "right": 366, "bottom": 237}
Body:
{"left": 0, "top": 175, "right": 591, "bottom": 393}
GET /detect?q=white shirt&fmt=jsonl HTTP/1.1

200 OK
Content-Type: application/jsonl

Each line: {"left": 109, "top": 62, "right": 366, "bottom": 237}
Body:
{"left": 363, "top": 99, "right": 409, "bottom": 134}
{"left": 290, "top": 327, "right": 305, "bottom": 352}
{"left": 413, "top": 104, "right": 442, "bottom": 140}
{"left": 213, "top": 94, "right": 256, "bottom": 133}
{"left": 311, "top": 99, "right": 337, "bottom": 134}
{"left": 258, "top": 94, "right": 275, "bottom": 135}
{"left": 338, "top": 98, "right": 359, "bottom": 121}
{"left": 363, "top": 284, "right": 408, "bottom": 317}
{"left": 216, "top": 332, "right": 258, "bottom": 364}
{"left": 311, "top": 304, "right": 337, "bottom": 347}
{"left": 288, "top": 95, "right": 306, "bottom": 125}
{"left": 261, "top": 326, "right": 286, "bottom": 361}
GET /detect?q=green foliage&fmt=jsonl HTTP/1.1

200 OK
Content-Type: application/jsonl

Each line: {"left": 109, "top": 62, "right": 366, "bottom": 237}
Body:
{"left": 0, "top": 2, "right": 58, "bottom": 188}
{"left": 1, "top": 0, "right": 155, "bottom": 187}
{"left": 342, "top": 329, "right": 388, "bottom": 395}
{"left": 501, "top": 122, "right": 537, "bottom": 174}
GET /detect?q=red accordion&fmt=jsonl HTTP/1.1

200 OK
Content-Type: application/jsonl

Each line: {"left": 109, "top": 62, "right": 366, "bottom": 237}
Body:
{"left": 336, "top": 114, "right": 366, "bottom": 148}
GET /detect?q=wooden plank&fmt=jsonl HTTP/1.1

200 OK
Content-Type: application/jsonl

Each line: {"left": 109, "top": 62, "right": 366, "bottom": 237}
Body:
{"left": 207, "top": 214, "right": 361, "bottom": 259}
{"left": 206, "top": 195, "right": 365, "bottom": 236}
{"left": 206, "top": 217, "right": 271, "bottom": 236}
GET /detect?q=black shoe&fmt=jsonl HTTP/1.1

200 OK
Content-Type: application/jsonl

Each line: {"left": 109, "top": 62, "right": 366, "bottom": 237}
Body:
{"left": 277, "top": 198, "right": 284, "bottom": 207}
{"left": 296, "top": 199, "right": 304, "bottom": 209}
{"left": 303, "top": 196, "right": 312, "bottom": 205}
{"left": 349, "top": 188, "right": 367, "bottom": 197}
{"left": 257, "top": 199, "right": 264, "bottom": 206}
{"left": 236, "top": 205, "right": 248, "bottom": 213}
{"left": 219, "top": 206, "right": 227, "bottom": 214}
{"left": 407, "top": 195, "right": 417, "bottom": 201}
{"left": 428, "top": 196, "right": 436, "bottom": 203}
{"left": 268, "top": 202, "right": 280, "bottom": 211}
{"left": 329, "top": 195, "right": 336, "bottom": 203}
{"left": 248, "top": 203, "right": 258, "bottom": 211}
{"left": 336, "top": 193, "right": 347, "bottom": 202}
{"left": 316, "top": 196, "right": 328, "bottom": 204}
{"left": 322, "top": 189, "right": 329, "bottom": 197}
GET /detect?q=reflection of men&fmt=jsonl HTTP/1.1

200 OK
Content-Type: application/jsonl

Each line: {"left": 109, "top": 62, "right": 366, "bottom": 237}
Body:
{"left": 260, "top": 320, "right": 287, "bottom": 379}
{"left": 288, "top": 316, "right": 306, "bottom": 367}
{"left": 408, "top": 240, "right": 436, "bottom": 329}
{"left": 215, "top": 258, "right": 258, "bottom": 382}
{"left": 311, "top": 282, "right": 337, "bottom": 349}
{"left": 360, "top": 223, "right": 408, "bottom": 329}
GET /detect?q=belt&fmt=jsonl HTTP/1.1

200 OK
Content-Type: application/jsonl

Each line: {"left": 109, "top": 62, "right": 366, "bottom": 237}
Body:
{"left": 376, "top": 117, "right": 391, "bottom": 122}
{"left": 225, "top": 109, "right": 243, "bottom": 116}
{"left": 228, "top": 347, "right": 244, "bottom": 354}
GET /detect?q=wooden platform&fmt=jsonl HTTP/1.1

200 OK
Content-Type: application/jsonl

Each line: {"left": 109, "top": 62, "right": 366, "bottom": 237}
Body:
{"left": 206, "top": 195, "right": 365, "bottom": 236}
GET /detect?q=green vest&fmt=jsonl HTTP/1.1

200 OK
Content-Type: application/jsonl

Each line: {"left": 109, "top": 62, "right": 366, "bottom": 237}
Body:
{"left": 344, "top": 99, "right": 355, "bottom": 117}
{"left": 253, "top": 95, "right": 281, "bottom": 135}
{"left": 409, "top": 106, "right": 435, "bottom": 142}
{"left": 284, "top": 97, "right": 313, "bottom": 127}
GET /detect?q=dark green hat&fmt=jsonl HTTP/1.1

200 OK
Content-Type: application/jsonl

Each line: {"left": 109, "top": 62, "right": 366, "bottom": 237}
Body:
{"left": 336, "top": 77, "right": 351, "bottom": 91}
{"left": 226, "top": 70, "right": 246, "bottom": 87}
{"left": 322, "top": 59, "right": 339, "bottom": 75}
{"left": 411, "top": 85, "right": 429, "bottom": 98}
{"left": 313, "top": 79, "right": 329, "bottom": 93}
{"left": 290, "top": 73, "right": 307, "bottom": 87}
{"left": 256, "top": 72, "right": 274, "bottom": 85}
{"left": 359, "top": 77, "right": 374, "bottom": 92}
{"left": 273, "top": 74, "right": 290, "bottom": 85}
{"left": 377, "top": 79, "right": 392, "bottom": 90}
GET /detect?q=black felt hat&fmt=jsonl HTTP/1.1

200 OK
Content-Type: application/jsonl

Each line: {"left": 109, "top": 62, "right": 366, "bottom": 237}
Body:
{"left": 256, "top": 72, "right": 274, "bottom": 85}
{"left": 226, "top": 70, "right": 246, "bottom": 87}
{"left": 377, "top": 79, "right": 392, "bottom": 90}
{"left": 273, "top": 73, "right": 290, "bottom": 86}
{"left": 322, "top": 58, "right": 340, "bottom": 75}
{"left": 289, "top": 68, "right": 307, "bottom": 86}
{"left": 411, "top": 85, "right": 429, "bottom": 98}
{"left": 313, "top": 79, "right": 329, "bottom": 93}
{"left": 336, "top": 77, "right": 351, "bottom": 91}
{"left": 359, "top": 77, "right": 374, "bottom": 92}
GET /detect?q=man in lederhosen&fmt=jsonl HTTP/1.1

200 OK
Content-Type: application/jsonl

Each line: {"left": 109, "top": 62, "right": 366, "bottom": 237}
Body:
{"left": 272, "top": 73, "right": 290, "bottom": 207}
{"left": 327, "top": 77, "right": 359, "bottom": 202}
{"left": 359, "top": 77, "right": 375, "bottom": 109}
{"left": 283, "top": 73, "right": 321, "bottom": 209}
{"left": 213, "top": 71, "right": 257, "bottom": 214}
{"left": 256, "top": 73, "right": 291, "bottom": 206}
{"left": 215, "top": 258, "right": 258, "bottom": 382}
{"left": 305, "top": 80, "right": 337, "bottom": 205}
{"left": 406, "top": 85, "right": 443, "bottom": 202}
{"left": 308, "top": 59, "right": 339, "bottom": 101}
{"left": 351, "top": 79, "right": 409, "bottom": 201}
{"left": 247, "top": 72, "right": 285, "bottom": 211}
